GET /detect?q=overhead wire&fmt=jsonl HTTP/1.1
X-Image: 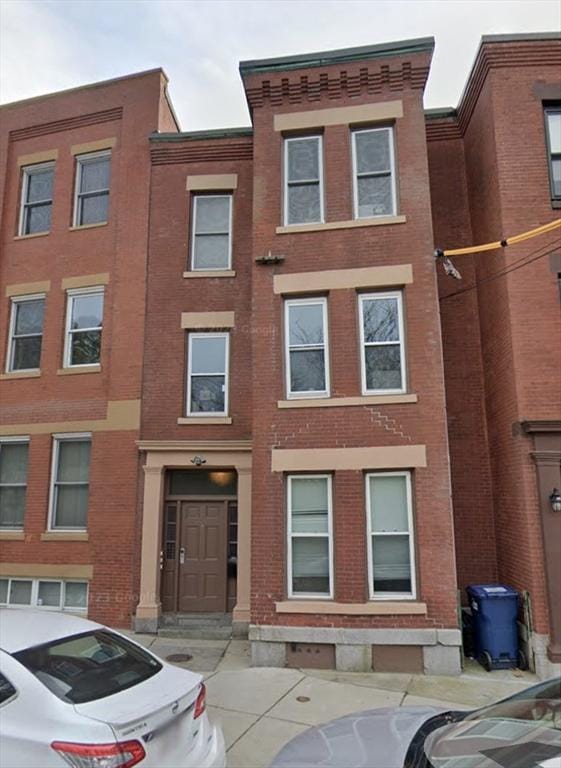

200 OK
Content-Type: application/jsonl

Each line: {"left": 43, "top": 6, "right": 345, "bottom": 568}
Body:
{"left": 436, "top": 219, "right": 561, "bottom": 258}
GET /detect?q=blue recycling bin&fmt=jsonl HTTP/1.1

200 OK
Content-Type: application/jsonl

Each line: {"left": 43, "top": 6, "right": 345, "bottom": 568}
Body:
{"left": 467, "top": 584, "right": 521, "bottom": 671}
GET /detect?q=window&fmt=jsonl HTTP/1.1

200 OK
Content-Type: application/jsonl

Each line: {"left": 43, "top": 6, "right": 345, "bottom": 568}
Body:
{"left": 63, "top": 288, "right": 104, "bottom": 367}
{"left": 545, "top": 106, "right": 561, "bottom": 200}
{"left": 287, "top": 475, "right": 333, "bottom": 598}
{"left": 0, "top": 577, "right": 88, "bottom": 613}
{"left": 0, "top": 673, "right": 17, "bottom": 706}
{"left": 359, "top": 292, "right": 405, "bottom": 394}
{"left": 352, "top": 127, "right": 397, "bottom": 218}
{"left": 285, "top": 298, "right": 330, "bottom": 398}
{"left": 49, "top": 435, "right": 91, "bottom": 530}
{"left": 191, "top": 195, "right": 232, "bottom": 270}
{"left": 187, "top": 333, "right": 229, "bottom": 415}
{"left": 284, "top": 136, "right": 324, "bottom": 225}
{"left": 19, "top": 162, "right": 54, "bottom": 235}
{"left": 73, "top": 150, "right": 111, "bottom": 226}
{"left": 0, "top": 439, "right": 29, "bottom": 529}
{"left": 366, "top": 472, "right": 416, "bottom": 599}
{"left": 6, "top": 295, "right": 45, "bottom": 372}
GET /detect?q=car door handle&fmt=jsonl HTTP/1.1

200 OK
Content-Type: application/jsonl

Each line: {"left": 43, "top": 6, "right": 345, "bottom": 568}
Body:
{"left": 179, "top": 547, "right": 185, "bottom": 564}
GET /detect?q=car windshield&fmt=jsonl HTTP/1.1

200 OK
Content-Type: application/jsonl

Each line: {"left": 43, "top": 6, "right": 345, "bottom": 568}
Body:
{"left": 422, "top": 679, "right": 561, "bottom": 768}
{"left": 14, "top": 630, "right": 162, "bottom": 704}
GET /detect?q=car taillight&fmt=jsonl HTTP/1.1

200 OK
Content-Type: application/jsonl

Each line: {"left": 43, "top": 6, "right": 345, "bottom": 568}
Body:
{"left": 194, "top": 682, "right": 206, "bottom": 719}
{"left": 51, "top": 740, "right": 145, "bottom": 768}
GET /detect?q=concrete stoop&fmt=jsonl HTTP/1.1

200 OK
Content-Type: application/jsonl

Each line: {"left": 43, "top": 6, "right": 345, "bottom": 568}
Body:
{"left": 158, "top": 612, "right": 233, "bottom": 641}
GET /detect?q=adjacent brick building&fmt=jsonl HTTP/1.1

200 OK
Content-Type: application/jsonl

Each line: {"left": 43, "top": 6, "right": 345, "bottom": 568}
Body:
{"left": 1, "top": 33, "right": 560, "bottom": 677}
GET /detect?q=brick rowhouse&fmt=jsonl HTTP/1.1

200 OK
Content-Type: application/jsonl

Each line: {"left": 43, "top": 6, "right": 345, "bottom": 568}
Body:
{"left": 2, "top": 33, "right": 560, "bottom": 677}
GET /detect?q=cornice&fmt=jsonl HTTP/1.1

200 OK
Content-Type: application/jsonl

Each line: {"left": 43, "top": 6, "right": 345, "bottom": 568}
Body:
{"left": 150, "top": 137, "right": 253, "bottom": 165}
{"left": 9, "top": 107, "right": 123, "bottom": 142}
{"left": 138, "top": 440, "right": 252, "bottom": 452}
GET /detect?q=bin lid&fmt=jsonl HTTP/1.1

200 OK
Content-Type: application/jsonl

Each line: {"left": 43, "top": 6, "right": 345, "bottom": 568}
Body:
{"left": 467, "top": 584, "right": 519, "bottom": 599}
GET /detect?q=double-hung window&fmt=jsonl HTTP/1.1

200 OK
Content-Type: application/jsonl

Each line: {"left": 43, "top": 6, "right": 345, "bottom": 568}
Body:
{"left": 191, "top": 195, "right": 232, "bottom": 270}
{"left": 73, "top": 151, "right": 111, "bottom": 226}
{"left": 0, "top": 438, "right": 29, "bottom": 530}
{"left": 285, "top": 298, "right": 330, "bottom": 398}
{"left": 352, "top": 127, "right": 397, "bottom": 218}
{"left": 49, "top": 435, "right": 91, "bottom": 530}
{"left": 284, "top": 136, "right": 324, "bottom": 225}
{"left": 63, "top": 288, "right": 104, "bottom": 367}
{"left": 544, "top": 106, "right": 561, "bottom": 200}
{"left": 287, "top": 475, "right": 333, "bottom": 598}
{"left": 6, "top": 294, "right": 45, "bottom": 372}
{"left": 366, "top": 472, "right": 416, "bottom": 599}
{"left": 19, "top": 162, "right": 54, "bottom": 235}
{"left": 359, "top": 292, "right": 405, "bottom": 394}
{"left": 187, "top": 333, "right": 229, "bottom": 416}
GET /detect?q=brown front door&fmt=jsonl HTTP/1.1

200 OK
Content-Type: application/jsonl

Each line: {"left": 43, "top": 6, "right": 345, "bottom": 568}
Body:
{"left": 177, "top": 501, "right": 227, "bottom": 612}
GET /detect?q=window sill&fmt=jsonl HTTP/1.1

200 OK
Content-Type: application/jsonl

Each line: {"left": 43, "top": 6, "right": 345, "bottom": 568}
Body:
{"left": 41, "top": 532, "right": 89, "bottom": 541}
{"left": 57, "top": 365, "right": 101, "bottom": 376}
{"left": 278, "top": 394, "right": 417, "bottom": 409}
{"left": 0, "top": 531, "right": 25, "bottom": 541}
{"left": 183, "top": 270, "right": 236, "bottom": 279}
{"left": 68, "top": 222, "right": 108, "bottom": 231}
{"left": 0, "top": 370, "right": 41, "bottom": 380}
{"left": 276, "top": 215, "right": 406, "bottom": 235}
{"left": 13, "top": 231, "right": 50, "bottom": 241}
{"left": 275, "top": 600, "right": 427, "bottom": 615}
{"left": 177, "top": 416, "right": 232, "bottom": 425}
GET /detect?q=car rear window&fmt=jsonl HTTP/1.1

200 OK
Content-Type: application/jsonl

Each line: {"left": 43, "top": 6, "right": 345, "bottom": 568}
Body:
{"left": 14, "top": 630, "right": 162, "bottom": 703}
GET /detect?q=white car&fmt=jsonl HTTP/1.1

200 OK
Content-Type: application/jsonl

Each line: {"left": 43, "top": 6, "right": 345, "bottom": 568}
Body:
{"left": 0, "top": 608, "right": 226, "bottom": 768}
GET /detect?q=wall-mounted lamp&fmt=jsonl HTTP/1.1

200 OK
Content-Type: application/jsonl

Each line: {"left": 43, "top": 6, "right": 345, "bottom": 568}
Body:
{"left": 190, "top": 456, "right": 206, "bottom": 467}
{"left": 549, "top": 488, "right": 561, "bottom": 513}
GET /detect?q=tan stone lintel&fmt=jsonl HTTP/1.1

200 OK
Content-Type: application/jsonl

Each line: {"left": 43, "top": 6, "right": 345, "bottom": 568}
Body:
{"left": 181, "top": 311, "right": 234, "bottom": 329}
{"left": 71, "top": 137, "right": 117, "bottom": 156}
{"left": 41, "top": 532, "right": 89, "bottom": 541}
{"left": 5, "top": 280, "right": 51, "bottom": 297}
{"left": 275, "top": 600, "right": 427, "bottom": 616}
{"left": 183, "top": 270, "right": 236, "bottom": 279}
{"left": 0, "top": 398, "right": 140, "bottom": 436}
{"left": 274, "top": 100, "right": 403, "bottom": 132}
{"left": 278, "top": 394, "right": 418, "bottom": 409}
{"left": 186, "top": 174, "right": 238, "bottom": 191}
{"left": 177, "top": 417, "right": 232, "bottom": 425}
{"left": 17, "top": 149, "right": 58, "bottom": 167}
{"left": 0, "top": 531, "right": 25, "bottom": 541}
{"left": 0, "top": 371, "right": 41, "bottom": 381}
{"left": 61, "top": 273, "right": 109, "bottom": 290}
{"left": 138, "top": 439, "right": 252, "bottom": 453}
{"left": 0, "top": 562, "right": 93, "bottom": 579}
{"left": 276, "top": 215, "right": 406, "bottom": 235}
{"left": 57, "top": 365, "right": 101, "bottom": 376}
{"left": 274, "top": 264, "right": 413, "bottom": 295}
{"left": 272, "top": 444, "right": 427, "bottom": 472}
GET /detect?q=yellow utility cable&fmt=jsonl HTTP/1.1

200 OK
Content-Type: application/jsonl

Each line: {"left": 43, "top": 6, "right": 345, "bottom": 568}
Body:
{"left": 439, "top": 219, "right": 561, "bottom": 257}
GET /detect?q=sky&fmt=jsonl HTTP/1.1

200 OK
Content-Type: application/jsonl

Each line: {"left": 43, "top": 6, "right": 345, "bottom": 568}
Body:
{"left": 1, "top": 0, "right": 560, "bottom": 131}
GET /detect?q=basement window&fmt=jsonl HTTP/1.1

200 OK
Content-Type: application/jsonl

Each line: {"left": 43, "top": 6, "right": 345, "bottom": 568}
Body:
{"left": 0, "top": 577, "right": 88, "bottom": 612}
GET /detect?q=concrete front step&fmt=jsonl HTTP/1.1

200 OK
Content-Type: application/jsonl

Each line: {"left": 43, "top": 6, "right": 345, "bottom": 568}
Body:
{"left": 158, "top": 626, "right": 233, "bottom": 640}
{"left": 160, "top": 613, "right": 232, "bottom": 629}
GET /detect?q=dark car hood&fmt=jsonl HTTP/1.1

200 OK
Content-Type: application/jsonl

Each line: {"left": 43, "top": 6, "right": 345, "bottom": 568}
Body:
{"left": 271, "top": 706, "right": 444, "bottom": 768}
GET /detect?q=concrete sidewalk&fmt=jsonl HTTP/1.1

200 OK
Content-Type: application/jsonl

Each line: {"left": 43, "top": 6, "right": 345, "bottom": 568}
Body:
{"left": 129, "top": 633, "right": 537, "bottom": 768}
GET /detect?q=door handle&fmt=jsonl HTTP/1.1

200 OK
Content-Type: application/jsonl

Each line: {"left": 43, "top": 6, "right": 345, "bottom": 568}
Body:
{"left": 179, "top": 547, "right": 186, "bottom": 564}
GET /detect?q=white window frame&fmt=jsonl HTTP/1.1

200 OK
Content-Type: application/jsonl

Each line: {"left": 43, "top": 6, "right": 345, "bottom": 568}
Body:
{"left": 0, "top": 576, "right": 88, "bottom": 613}
{"left": 63, "top": 287, "right": 104, "bottom": 369}
{"left": 48, "top": 433, "right": 92, "bottom": 532}
{"left": 284, "top": 297, "right": 330, "bottom": 400}
{"left": 365, "top": 471, "right": 416, "bottom": 600}
{"left": 186, "top": 332, "right": 230, "bottom": 417}
{"left": 5, "top": 293, "right": 45, "bottom": 373}
{"left": 358, "top": 291, "right": 406, "bottom": 395}
{"left": 287, "top": 474, "right": 334, "bottom": 599}
{"left": 73, "top": 150, "right": 111, "bottom": 227}
{"left": 0, "top": 436, "right": 29, "bottom": 531}
{"left": 18, "top": 162, "right": 55, "bottom": 236}
{"left": 283, "top": 135, "right": 324, "bottom": 226}
{"left": 190, "top": 194, "right": 233, "bottom": 271}
{"left": 544, "top": 106, "right": 561, "bottom": 200}
{"left": 351, "top": 127, "right": 397, "bottom": 219}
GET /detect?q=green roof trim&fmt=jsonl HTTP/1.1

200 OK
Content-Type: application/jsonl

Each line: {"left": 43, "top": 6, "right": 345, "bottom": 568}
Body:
{"left": 239, "top": 37, "right": 435, "bottom": 76}
{"left": 150, "top": 127, "right": 253, "bottom": 142}
{"left": 424, "top": 107, "right": 457, "bottom": 120}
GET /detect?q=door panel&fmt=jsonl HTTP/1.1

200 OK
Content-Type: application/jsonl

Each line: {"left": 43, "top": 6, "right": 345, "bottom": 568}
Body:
{"left": 178, "top": 501, "right": 227, "bottom": 612}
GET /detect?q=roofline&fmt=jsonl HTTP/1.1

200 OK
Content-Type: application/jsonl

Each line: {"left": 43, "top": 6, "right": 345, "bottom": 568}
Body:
{"left": 0, "top": 68, "right": 168, "bottom": 110}
{"left": 239, "top": 36, "right": 435, "bottom": 76}
{"left": 424, "top": 107, "right": 457, "bottom": 120}
{"left": 150, "top": 127, "right": 253, "bottom": 142}
{"left": 480, "top": 31, "right": 561, "bottom": 43}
